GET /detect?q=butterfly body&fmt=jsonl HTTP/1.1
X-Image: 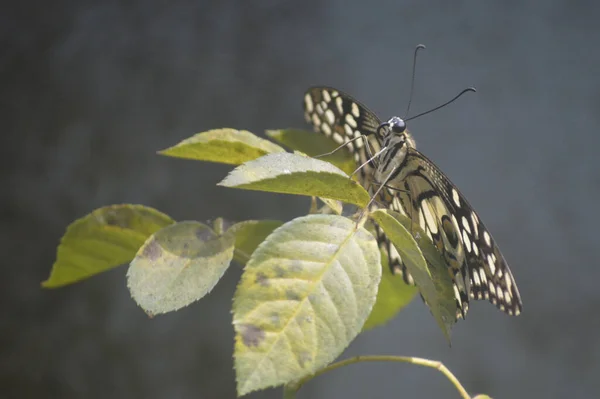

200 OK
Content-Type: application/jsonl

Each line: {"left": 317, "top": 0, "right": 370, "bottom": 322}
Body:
{"left": 303, "top": 86, "right": 523, "bottom": 320}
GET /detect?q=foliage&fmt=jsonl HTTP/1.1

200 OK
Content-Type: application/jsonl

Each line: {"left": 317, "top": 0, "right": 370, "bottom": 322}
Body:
{"left": 43, "top": 127, "right": 486, "bottom": 398}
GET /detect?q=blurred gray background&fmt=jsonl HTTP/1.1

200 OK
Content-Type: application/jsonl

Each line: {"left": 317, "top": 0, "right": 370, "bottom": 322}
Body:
{"left": 2, "top": 1, "right": 599, "bottom": 398}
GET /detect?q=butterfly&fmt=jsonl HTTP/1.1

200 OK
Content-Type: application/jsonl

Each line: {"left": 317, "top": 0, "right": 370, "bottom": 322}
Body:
{"left": 303, "top": 86, "right": 522, "bottom": 319}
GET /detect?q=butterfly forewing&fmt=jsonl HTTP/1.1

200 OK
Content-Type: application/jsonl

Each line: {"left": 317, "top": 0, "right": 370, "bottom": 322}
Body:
{"left": 303, "top": 87, "right": 410, "bottom": 281}
{"left": 303, "top": 87, "right": 382, "bottom": 182}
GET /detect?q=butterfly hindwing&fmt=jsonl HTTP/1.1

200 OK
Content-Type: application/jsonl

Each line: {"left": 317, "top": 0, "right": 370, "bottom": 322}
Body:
{"left": 395, "top": 148, "right": 522, "bottom": 317}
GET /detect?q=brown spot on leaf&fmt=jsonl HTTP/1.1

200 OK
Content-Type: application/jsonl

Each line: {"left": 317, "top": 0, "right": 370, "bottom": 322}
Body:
{"left": 195, "top": 227, "right": 215, "bottom": 242}
{"left": 255, "top": 272, "right": 269, "bottom": 286}
{"left": 102, "top": 208, "right": 133, "bottom": 228}
{"left": 274, "top": 265, "right": 286, "bottom": 277}
{"left": 269, "top": 313, "right": 281, "bottom": 327}
{"left": 297, "top": 351, "right": 313, "bottom": 368}
{"left": 240, "top": 324, "right": 265, "bottom": 347}
{"left": 142, "top": 239, "right": 162, "bottom": 261}
{"left": 289, "top": 260, "right": 303, "bottom": 274}
{"left": 285, "top": 289, "right": 301, "bottom": 301}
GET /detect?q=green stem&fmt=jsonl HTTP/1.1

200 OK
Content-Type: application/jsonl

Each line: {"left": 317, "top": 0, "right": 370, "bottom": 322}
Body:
{"left": 284, "top": 355, "right": 471, "bottom": 399}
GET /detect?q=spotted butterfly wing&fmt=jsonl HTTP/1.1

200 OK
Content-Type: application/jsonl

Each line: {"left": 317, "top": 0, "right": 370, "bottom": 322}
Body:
{"left": 303, "top": 87, "right": 409, "bottom": 278}
{"left": 303, "top": 87, "right": 382, "bottom": 180}
{"left": 376, "top": 142, "right": 523, "bottom": 318}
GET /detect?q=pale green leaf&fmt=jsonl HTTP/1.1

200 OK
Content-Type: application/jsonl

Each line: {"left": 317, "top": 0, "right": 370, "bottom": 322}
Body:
{"left": 266, "top": 129, "right": 357, "bottom": 175}
{"left": 218, "top": 152, "right": 370, "bottom": 208}
{"left": 127, "top": 221, "right": 234, "bottom": 315}
{"left": 42, "top": 204, "right": 175, "bottom": 288}
{"left": 370, "top": 209, "right": 457, "bottom": 341}
{"left": 362, "top": 244, "right": 418, "bottom": 331}
{"left": 232, "top": 214, "right": 381, "bottom": 395}
{"left": 158, "top": 128, "right": 285, "bottom": 165}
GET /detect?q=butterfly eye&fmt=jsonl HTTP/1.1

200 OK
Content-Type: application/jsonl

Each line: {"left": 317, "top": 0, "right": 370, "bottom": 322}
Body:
{"left": 390, "top": 117, "right": 406, "bottom": 133}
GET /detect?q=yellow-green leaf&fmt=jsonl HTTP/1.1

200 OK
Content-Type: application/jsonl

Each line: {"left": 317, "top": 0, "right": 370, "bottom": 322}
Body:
{"left": 42, "top": 205, "right": 175, "bottom": 288}
{"left": 370, "top": 209, "right": 457, "bottom": 342}
{"left": 362, "top": 245, "right": 418, "bottom": 331}
{"left": 218, "top": 152, "right": 370, "bottom": 208}
{"left": 159, "top": 128, "right": 285, "bottom": 165}
{"left": 266, "top": 129, "right": 356, "bottom": 175}
{"left": 127, "top": 221, "right": 234, "bottom": 315}
{"left": 233, "top": 215, "right": 381, "bottom": 396}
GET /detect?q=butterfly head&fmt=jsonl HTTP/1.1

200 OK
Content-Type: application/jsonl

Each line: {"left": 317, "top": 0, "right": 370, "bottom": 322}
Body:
{"left": 373, "top": 117, "right": 416, "bottom": 182}
{"left": 377, "top": 116, "right": 416, "bottom": 150}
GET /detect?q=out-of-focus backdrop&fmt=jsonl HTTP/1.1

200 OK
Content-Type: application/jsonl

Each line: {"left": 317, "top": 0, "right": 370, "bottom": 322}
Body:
{"left": 2, "top": 1, "right": 599, "bottom": 398}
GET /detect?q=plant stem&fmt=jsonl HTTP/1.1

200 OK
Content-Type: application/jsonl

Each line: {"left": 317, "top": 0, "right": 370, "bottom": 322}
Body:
{"left": 284, "top": 355, "right": 471, "bottom": 399}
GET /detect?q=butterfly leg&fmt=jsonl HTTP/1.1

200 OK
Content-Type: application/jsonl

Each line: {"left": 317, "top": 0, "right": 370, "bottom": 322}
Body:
{"left": 350, "top": 145, "right": 387, "bottom": 179}
{"left": 313, "top": 135, "right": 371, "bottom": 159}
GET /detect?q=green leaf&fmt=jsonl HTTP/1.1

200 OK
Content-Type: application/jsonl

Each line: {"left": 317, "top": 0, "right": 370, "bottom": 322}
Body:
{"left": 127, "top": 221, "right": 235, "bottom": 315}
{"left": 232, "top": 214, "right": 381, "bottom": 396}
{"left": 218, "top": 152, "right": 370, "bottom": 208}
{"left": 362, "top": 245, "right": 418, "bottom": 331}
{"left": 42, "top": 205, "right": 175, "bottom": 288}
{"left": 370, "top": 209, "right": 457, "bottom": 342}
{"left": 158, "top": 128, "right": 285, "bottom": 165}
{"left": 266, "top": 129, "right": 357, "bottom": 175}
{"left": 226, "top": 220, "right": 284, "bottom": 265}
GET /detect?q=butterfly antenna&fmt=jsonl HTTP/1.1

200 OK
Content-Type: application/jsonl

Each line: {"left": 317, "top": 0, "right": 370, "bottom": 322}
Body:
{"left": 404, "top": 44, "right": 426, "bottom": 119}
{"left": 405, "top": 87, "right": 476, "bottom": 122}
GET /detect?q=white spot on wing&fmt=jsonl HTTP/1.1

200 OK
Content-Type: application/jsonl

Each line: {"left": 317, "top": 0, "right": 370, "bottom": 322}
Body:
{"left": 462, "top": 230, "right": 472, "bottom": 252}
{"left": 321, "top": 123, "right": 331, "bottom": 135}
{"left": 315, "top": 103, "right": 324, "bottom": 115}
{"left": 311, "top": 113, "right": 321, "bottom": 127}
{"left": 418, "top": 208, "right": 426, "bottom": 231}
{"left": 345, "top": 114, "right": 358, "bottom": 128}
{"left": 344, "top": 124, "right": 353, "bottom": 136}
{"left": 325, "top": 109, "right": 335, "bottom": 125}
{"left": 487, "top": 254, "right": 496, "bottom": 275}
{"left": 479, "top": 268, "right": 487, "bottom": 284}
{"left": 332, "top": 132, "right": 343, "bottom": 144}
{"left": 335, "top": 97, "right": 344, "bottom": 114}
{"left": 471, "top": 213, "right": 479, "bottom": 238}
{"left": 304, "top": 94, "right": 314, "bottom": 112}
{"left": 421, "top": 200, "right": 438, "bottom": 234}
{"left": 461, "top": 216, "right": 471, "bottom": 234}
{"left": 473, "top": 271, "right": 480, "bottom": 285}
{"left": 497, "top": 288, "right": 504, "bottom": 302}
{"left": 452, "top": 189, "right": 461, "bottom": 207}
{"left": 322, "top": 90, "right": 331, "bottom": 102}
{"left": 504, "top": 274, "right": 513, "bottom": 292}
{"left": 483, "top": 230, "right": 491, "bottom": 247}
{"left": 453, "top": 285, "right": 461, "bottom": 303}
{"left": 351, "top": 102, "right": 360, "bottom": 118}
